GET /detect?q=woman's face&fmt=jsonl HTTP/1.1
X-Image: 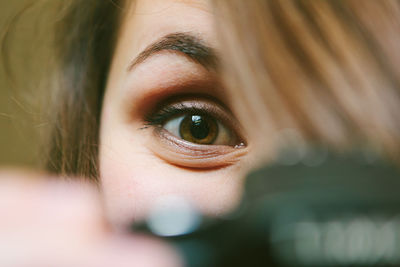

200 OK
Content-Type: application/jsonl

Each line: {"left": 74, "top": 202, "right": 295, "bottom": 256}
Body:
{"left": 100, "top": 0, "right": 251, "bottom": 227}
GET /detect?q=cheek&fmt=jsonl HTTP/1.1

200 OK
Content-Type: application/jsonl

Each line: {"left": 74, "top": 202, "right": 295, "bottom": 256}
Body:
{"left": 99, "top": 141, "right": 245, "bottom": 228}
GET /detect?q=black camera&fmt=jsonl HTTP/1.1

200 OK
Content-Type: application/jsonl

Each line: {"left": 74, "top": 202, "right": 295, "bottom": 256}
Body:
{"left": 135, "top": 150, "right": 400, "bottom": 267}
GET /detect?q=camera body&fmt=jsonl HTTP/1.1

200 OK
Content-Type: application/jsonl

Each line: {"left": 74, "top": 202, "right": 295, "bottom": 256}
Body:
{"left": 136, "top": 151, "right": 400, "bottom": 267}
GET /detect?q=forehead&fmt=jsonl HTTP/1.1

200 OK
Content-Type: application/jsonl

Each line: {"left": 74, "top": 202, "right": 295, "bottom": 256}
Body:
{"left": 119, "top": 0, "right": 216, "bottom": 58}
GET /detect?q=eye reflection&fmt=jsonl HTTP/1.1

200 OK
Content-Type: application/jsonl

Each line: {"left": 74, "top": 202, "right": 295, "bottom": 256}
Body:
{"left": 164, "top": 113, "right": 233, "bottom": 145}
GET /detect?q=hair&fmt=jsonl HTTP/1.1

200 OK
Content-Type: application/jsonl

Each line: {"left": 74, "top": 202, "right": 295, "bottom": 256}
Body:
{"left": 44, "top": 0, "right": 400, "bottom": 179}
{"left": 213, "top": 0, "right": 400, "bottom": 163}
{"left": 45, "top": 0, "right": 124, "bottom": 180}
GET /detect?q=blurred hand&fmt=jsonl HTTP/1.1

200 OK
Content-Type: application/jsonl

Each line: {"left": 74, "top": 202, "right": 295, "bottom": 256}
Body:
{"left": 0, "top": 171, "right": 182, "bottom": 267}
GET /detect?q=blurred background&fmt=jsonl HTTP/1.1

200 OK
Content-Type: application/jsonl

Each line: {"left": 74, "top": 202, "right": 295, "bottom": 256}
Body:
{"left": 0, "top": 0, "right": 54, "bottom": 169}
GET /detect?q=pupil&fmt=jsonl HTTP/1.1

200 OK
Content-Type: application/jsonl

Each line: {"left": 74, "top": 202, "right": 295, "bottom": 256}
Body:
{"left": 190, "top": 115, "right": 210, "bottom": 140}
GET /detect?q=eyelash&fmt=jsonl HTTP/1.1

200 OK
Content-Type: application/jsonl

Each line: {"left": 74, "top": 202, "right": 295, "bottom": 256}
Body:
{"left": 144, "top": 104, "right": 216, "bottom": 127}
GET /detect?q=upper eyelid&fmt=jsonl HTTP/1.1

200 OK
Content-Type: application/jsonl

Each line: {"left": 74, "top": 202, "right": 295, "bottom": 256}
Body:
{"left": 151, "top": 93, "right": 232, "bottom": 114}
{"left": 123, "top": 57, "right": 227, "bottom": 124}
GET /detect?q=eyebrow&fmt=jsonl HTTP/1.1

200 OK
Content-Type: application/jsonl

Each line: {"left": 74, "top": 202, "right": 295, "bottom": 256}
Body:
{"left": 127, "top": 32, "right": 219, "bottom": 71}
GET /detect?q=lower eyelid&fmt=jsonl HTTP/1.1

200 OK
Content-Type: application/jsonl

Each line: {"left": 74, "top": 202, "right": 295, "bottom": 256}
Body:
{"left": 147, "top": 127, "right": 248, "bottom": 169}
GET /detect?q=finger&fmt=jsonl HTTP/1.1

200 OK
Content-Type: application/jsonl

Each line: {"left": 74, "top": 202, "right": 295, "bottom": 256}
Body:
{"left": 0, "top": 171, "right": 107, "bottom": 266}
{"left": 79, "top": 234, "right": 183, "bottom": 267}
{"left": 0, "top": 171, "right": 183, "bottom": 267}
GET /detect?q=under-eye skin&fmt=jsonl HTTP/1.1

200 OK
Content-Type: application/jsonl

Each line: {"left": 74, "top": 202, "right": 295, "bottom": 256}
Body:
{"left": 144, "top": 98, "right": 247, "bottom": 168}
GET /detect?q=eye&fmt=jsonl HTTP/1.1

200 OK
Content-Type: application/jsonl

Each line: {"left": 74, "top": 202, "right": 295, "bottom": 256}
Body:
{"left": 144, "top": 98, "right": 244, "bottom": 147}
{"left": 163, "top": 113, "right": 234, "bottom": 145}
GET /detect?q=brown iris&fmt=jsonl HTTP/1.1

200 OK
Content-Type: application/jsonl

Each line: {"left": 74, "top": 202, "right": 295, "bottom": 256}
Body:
{"left": 179, "top": 114, "right": 218, "bottom": 144}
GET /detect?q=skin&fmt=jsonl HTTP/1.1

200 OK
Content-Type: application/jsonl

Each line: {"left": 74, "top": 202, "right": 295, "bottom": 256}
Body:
{"left": 100, "top": 0, "right": 252, "bottom": 228}
{"left": 0, "top": 1, "right": 251, "bottom": 265}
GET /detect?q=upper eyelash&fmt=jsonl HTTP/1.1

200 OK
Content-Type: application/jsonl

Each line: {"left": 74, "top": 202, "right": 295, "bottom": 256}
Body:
{"left": 144, "top": 104, "right": 212, "bottom": 126}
